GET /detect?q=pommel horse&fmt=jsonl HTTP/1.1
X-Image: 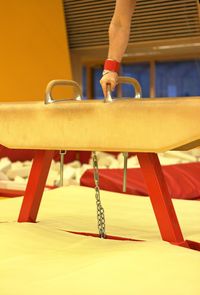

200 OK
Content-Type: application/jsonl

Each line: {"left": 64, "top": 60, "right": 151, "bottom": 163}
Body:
{"left": 0, "top": 77, "right": 200, "bottom": 250}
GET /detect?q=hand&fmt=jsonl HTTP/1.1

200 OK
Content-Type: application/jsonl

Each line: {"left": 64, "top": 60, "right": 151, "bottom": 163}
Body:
{"left": 100, "top": 71, "right": 118, "bottom": 98}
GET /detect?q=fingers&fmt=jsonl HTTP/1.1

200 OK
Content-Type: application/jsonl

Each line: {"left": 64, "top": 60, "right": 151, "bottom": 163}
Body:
{"left": 101, "top": 79, "right": 115, "bottom": 98}
{"left": 100, "top": 72, "right": 118, "bottom": 98}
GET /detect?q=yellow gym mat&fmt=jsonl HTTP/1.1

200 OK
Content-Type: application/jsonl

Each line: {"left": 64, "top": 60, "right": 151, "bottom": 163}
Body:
{"left": 0, "top": 186, "right": 200, "bottom": 295}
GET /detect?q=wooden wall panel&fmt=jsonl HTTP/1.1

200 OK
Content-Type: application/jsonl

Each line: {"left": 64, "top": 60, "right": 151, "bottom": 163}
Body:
{"left": 64, "top": 0, "right": 200, "bottom": 48}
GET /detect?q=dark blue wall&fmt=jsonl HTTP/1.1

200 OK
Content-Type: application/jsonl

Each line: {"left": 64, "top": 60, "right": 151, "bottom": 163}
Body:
{"left": 156, "top": 61, "right": 200, "bottom": 97}
{"left": 82, "top": 60, "right": 200, "bottom": 99}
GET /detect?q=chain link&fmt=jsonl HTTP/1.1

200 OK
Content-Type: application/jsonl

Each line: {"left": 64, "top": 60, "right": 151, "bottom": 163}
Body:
{"left": 92, "top": 151, "right": 106, "bottom": 238}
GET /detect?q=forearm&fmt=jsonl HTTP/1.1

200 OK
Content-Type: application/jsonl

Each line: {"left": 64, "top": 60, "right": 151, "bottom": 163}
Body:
{"left": 108, "top": 21, "right": 131, "bottom": 62}
{"left": 107, "top": 0, "right": 136, "bottom": 62}
{"left": 100, "top": 0, "right": 136, "bottom": 97}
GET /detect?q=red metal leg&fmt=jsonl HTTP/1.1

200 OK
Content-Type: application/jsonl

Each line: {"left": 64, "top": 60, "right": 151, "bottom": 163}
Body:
{"left": 18, "top": 150, "right": 54, "bottom": 222}
{"left": 137, "top": 152, "right": 188, "bottom": 247}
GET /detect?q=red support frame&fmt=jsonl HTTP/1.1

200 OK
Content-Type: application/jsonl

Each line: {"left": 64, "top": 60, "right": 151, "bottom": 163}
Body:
{"left": 18, "top": 150, "right": 54, "bottom": 222}
{"left": 1, "top": 144, "right": 198, "bottom": 250}
{"left": 137, "top": 152, "right": 189, "bottom": 248}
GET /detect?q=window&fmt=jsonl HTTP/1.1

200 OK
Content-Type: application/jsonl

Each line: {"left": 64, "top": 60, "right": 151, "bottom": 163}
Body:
{"left": 156, "top": 60, "right": 200, "bottom": 97}
{"left": 121, "top": 63, "right": 150, "bottom": 98}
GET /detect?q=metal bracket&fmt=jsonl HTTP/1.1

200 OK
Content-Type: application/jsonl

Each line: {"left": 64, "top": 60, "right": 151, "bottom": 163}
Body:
{"left": 105, "top": 76, "right": 142, "bottom": 193}
{"left": 45, "top": 77, "right": 142, "bottom": 193}
{"left": 59, "top": 150, "right": 67, "bottom": 187}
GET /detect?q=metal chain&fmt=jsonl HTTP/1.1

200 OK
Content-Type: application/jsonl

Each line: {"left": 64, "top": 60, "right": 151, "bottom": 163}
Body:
{"left": 92, "top": 151, "right": 106, "bottom": 239}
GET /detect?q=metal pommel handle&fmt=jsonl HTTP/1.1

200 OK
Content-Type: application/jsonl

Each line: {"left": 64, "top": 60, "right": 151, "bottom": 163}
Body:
{"left": 105, "top": 76, "right": 142, "bottom": 102}
{"left": 45, "top": 80, "right": 82, "bottom": 104}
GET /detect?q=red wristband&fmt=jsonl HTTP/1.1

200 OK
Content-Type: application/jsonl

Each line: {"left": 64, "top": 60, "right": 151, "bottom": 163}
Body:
{"left": 104, "top": 59, "right": 120, "bottom": 73}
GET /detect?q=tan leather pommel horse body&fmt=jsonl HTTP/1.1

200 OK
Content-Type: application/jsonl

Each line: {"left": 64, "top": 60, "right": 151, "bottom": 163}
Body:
{"left": 0, "top": 77, "right": 200, "bottom": 251}
{"left": 0, "top": 96, "right": 200, "bottom": 153}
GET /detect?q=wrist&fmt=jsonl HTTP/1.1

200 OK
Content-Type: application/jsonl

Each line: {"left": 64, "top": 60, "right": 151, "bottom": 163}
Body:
{"left": 104, "top": 59, "right": 120, "bottom": 73}
{"left": 102, "top": 69, "right": 118, "bottom": 76}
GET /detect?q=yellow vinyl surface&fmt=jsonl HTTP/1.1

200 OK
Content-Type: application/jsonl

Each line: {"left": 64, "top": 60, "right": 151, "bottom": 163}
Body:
{"left": 0, "top": 186, "right": 200, "bottom": 294}
{"left": 0, "top": 97, "right": 200, "bottom": 152}
{"left": 0, "top": 0, "right": 73, "bottom": 102}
